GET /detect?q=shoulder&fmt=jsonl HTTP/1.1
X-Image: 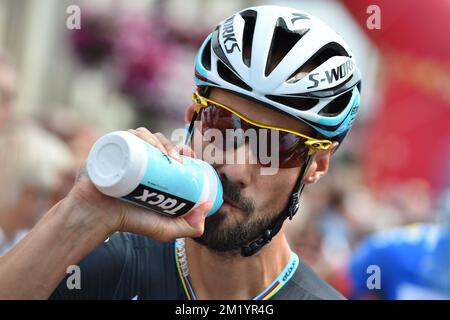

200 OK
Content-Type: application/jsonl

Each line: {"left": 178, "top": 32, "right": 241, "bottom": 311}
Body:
{"left": 274, "top": 258, "right": 346, "bottom": 300}
{"left": 348, "top": 224, "right": 443, "bottom": 299}
{"left": 361, "top": 224, "right": 438, "bottom": 248}
{"left": 351, "top": 224, "right": 440, "bottom": 266}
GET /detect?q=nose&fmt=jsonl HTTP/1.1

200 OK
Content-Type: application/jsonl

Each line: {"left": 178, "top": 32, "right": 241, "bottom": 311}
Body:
{"left": 212, "top": 143, "right": 256, "bottom": 189}
{"left": 214, "top": 163, "right": 252, "bottom": 189}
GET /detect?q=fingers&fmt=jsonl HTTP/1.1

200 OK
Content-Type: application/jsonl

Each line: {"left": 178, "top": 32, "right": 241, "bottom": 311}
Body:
{"left": 177, "top": 144, "right": 197, "bottom": 159}
{"left": 182, "top": 202, "right": 212, "bottom": 233}
{"left": 128, "top": 127, "right": 197, "bottom": 162}
{"left": 128, "top": 128, "right": 167, "bottom": 154}
{"left": 75, "top": 162, "right": 89, "bottom": 182}
{"left": 123, "top": 201, "right": 213, "bottom": 242}
{"left": 129, "top": 127, "right": 182, "bottom": 163}
{"left": 154, "top": 132, "right": 182, "bottom": 163}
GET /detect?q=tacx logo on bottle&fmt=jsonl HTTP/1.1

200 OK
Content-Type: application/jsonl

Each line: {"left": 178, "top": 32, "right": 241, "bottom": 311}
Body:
{"left": 122, "top": 184, "right": 196, "bottom": 217}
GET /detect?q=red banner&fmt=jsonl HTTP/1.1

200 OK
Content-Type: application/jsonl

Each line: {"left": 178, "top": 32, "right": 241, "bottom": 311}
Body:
{"left": 341, "top": 0, "right": 450, "bottom": 191}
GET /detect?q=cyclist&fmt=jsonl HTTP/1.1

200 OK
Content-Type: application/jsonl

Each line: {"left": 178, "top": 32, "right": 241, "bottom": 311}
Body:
{"left": 0, "top": 5, "right": 361, "bottom": 300}
{"left": 349, "top": 189, "right": 450, "bottom": 300}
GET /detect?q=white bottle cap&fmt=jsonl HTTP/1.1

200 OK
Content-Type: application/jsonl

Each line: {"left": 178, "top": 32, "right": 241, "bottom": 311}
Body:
{"left": 87, "top": 131, "right": 148, "bottom": 198}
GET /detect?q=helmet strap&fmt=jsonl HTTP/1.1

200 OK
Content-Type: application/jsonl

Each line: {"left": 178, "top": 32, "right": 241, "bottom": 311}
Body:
{"left": 241, "top": 154, "right": 313, "bottom": 257}
{"left": 185, "top": 102, "right": 314, "bottom": 258}
{"left": 184, "top": 110, "right": 199, "bottom": 145}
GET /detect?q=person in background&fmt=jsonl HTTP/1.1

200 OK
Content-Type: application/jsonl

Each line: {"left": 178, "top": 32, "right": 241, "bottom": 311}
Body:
{"left": 0, "top": 124, "right": 75, "bottom": 255}
{"left": 348, "top": 188, "right": 450, "bottom": 299}
{"left": 39, "top": 109, "right": 100, "bottom": 169}
{"left": 287, "top": 186, "right": 355, "bottom": 297}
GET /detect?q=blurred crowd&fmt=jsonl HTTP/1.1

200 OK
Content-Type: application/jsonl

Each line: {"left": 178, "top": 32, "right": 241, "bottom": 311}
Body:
{"left": 0, "top": 52, "right": 100, "bottom": 254}
{"left": 0, "top": 0, "right": 448, "bottom": 300}
{"left": 285, "top": 154, "right": 449, "bottom": 297}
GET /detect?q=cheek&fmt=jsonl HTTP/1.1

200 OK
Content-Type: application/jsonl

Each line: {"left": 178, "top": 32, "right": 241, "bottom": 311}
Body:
{"left": 252, "top": 168, "right": 299, "bottom": 211}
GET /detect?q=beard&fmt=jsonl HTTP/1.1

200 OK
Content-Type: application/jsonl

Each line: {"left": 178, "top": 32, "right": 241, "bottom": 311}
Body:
{"left": 192, "top": 175, "right": 279, "bottom": 255}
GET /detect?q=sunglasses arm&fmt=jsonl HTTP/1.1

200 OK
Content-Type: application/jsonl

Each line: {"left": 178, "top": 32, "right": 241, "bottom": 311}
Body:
{"left": 184, "top": 110, "right": 200, "bottom": 145}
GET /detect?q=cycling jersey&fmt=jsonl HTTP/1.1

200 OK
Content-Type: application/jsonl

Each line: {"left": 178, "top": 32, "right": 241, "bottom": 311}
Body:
{"left": 50, "top": 232, "right": 345, "bottom": 300}
{"left": 349, "top": 224, "right": 450, "bottom": 299}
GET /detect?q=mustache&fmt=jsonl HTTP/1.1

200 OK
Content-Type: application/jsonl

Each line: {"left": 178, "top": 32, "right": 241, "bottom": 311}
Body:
{"left": 220, "top": 175, "right": 255, "bottom": 215}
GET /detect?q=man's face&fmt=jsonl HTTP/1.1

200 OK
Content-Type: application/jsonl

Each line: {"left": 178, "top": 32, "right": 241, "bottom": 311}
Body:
{"left": 191, "top": 88, "right": 317, "bottom": 254}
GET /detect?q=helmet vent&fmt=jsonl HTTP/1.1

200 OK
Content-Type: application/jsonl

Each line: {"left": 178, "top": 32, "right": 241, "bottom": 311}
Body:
{"left": 201, "top": 37, "right": 212, "bottom": 71}
{"left": 287, "top": 42, "right": 350, "bottom": 83}
{"left": 240, "top": 10, "right": 257, "bottom": 68}
{"left": 266, "top": 95, "right": 318, "bottom": 111}
{"left": 217, "top": 60, "right": 252, "bottom": 91}
{"left": 319, "top": 90, "right": 353, "bottom": 117}
{"left": 264, "top": 18, "right": 307, "bottom": 77}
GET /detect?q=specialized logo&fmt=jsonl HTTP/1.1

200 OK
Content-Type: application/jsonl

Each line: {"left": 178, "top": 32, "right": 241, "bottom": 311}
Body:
{"left": 307, "top": 58, "right": 354, "bottom": 89}
{"left": 122, "top": 184, "right": 195, "bottom": 217}
{"left": 222, "top": 16, "right": 240, "bottom": 54}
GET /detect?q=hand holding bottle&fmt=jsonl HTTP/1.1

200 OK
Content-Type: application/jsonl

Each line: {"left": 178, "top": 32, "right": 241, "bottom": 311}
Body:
{"left": 70, "top": 127, "right": 217, "bottom": 242}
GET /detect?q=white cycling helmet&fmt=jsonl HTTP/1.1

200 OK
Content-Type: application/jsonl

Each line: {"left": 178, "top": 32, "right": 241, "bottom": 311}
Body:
{"left": 194, "top": 5, "right": 362, "bottom": 139}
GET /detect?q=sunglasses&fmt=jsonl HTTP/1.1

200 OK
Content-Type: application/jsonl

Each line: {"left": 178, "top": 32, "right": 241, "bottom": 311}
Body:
{"left": 190, "top": 91, "right": 332, "bottom": 168}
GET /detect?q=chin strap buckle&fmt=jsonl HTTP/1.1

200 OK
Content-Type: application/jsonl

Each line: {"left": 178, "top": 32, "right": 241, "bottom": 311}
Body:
{"left": 241, "top": 229, "right": 273, "bottom": 257}
{"left": 263, "top": 229, "right": 272, "bottom": 241}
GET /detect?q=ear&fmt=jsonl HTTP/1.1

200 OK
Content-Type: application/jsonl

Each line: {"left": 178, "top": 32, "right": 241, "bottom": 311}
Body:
{"left": 303, "top": 142, "right": 339, "bottom": 184}
{"left": 185, "top": 103, "right": 196, "bottom": 123}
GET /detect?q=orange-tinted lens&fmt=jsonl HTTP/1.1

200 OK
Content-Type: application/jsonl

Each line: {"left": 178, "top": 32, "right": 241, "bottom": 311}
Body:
{"left": 198, "top": 103, "right": 308, "bottom": 168}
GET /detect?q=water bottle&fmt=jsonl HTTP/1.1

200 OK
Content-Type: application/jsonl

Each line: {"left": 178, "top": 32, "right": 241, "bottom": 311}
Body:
{"left": 86, "top": 131, "right": 223, "bottom": 217}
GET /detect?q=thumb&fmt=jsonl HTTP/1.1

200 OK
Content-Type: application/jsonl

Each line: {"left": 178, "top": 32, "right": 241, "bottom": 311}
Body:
{"left": 183, "top": 201, "right": 213, "bottom": 234}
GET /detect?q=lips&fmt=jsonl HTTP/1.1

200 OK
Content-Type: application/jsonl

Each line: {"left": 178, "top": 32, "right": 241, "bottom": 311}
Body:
{"left": 222, "top": 194, "right": 242, "bottom": 210}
